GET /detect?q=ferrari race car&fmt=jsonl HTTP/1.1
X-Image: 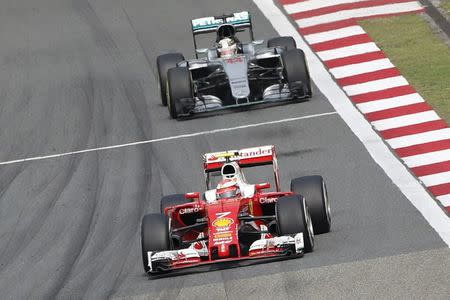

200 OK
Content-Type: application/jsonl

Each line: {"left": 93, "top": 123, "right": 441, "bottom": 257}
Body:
{"left": 141, "top": 145, "right": 331, "bottom": 275}
{"left": 156, "top": 11, "right": 312, "bottom": 119}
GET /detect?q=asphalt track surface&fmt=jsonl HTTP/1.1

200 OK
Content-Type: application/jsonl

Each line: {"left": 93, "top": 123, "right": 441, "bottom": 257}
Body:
{"left": 0, "top": 0, "right": 448, "bottom": 299}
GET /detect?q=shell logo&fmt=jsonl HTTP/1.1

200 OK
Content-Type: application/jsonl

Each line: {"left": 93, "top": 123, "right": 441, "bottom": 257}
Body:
{"left": 212, "top": 217, "right": 234, "bottom": 228}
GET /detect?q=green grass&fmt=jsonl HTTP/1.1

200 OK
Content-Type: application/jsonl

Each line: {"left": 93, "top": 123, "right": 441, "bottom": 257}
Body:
{"left": 360, "top": 14, "right": 450, "bottom": 124}
{"left": 442, "top": 0, "right": 450, "bottom": 15}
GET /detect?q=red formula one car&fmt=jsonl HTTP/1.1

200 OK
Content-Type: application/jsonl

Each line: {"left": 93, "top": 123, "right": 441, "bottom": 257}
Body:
{"left": 141, "top": 145, "right": 331, "bottom": 275}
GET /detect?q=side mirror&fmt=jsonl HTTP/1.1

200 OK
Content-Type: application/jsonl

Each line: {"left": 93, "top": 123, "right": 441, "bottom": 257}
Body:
{"left": 195, "top": 48, "right": 208, "bottom": 54}
{"left": 185, "top": 192, "right": 200, "bottom": 199}
{"left": 252, "top": 40, "right": 264, "bottom": 45}
{"left": 255, "top": 182, "right": 271, "bottom": 190}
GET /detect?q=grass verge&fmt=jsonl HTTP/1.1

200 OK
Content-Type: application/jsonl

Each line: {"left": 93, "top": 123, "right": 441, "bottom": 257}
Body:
{"left": 360, "top": 14, "right": 450, "bottom": 124}
{"left": 442, "top": 0, "right": 450, "bottom": 15}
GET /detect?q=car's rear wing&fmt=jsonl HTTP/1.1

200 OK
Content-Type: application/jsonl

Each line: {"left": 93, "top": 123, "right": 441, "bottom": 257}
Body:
{"left": 190, "top": 11, "right": 254, "bottom": 58}
{"left": 203, "top": 145, "right": 281, "bottom": 191}
{"left": 191, "top": 11, "right": 252, "bottom": 34}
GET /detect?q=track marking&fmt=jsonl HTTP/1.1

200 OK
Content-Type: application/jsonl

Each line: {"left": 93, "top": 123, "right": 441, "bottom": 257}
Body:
{"left": 420, "top": 171, "right": 450, "bottom": 187}
{"left": 403, "top": 149, "right": 450, "bottom": 168}
{"left": 357, "top": 93, "right": 424, "bottom": 114}
{"left": 437, "top": 195, "right": 450, "bottom": 207}
{"left": 317, "top": 42, "right": 380, "bottom": 61}
{"left": 304, "top": 25, "right": 365, "bottom": 44}
{"left": 330, "top": 58, "right": 394, "bottom": 79}
{"left": 371, "top": 110, "right": 440, "bottom": 131}
{"left": 254, "top": 0, "right": 450, "bottom": 245}
{"left": 386, "top": 128, "right": 450, "bottom": 149}
{"left": 0, "top": 111, "right": 337, "bottom": 166}
{"left": 343, "top": 76, "right": 409, "bottom": 96}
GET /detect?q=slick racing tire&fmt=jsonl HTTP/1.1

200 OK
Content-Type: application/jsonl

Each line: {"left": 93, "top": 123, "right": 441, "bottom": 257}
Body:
{"left": 160, "top": 194, "right": 190, "bottom": 214}
{"left": 291, "top": 175, "right": 331, "bottom": 234}
{"left": 276, "top": 195, "right": 314, "bottom": 252}
{"left": 281, "top": 49, "right": 312, "bottom": 97}
{"left": 167, "top": 67, "right": 193, "bottom": 119}
{"left": 141, "top": 213, "right": 171, "bottom": 273}
{"left": 157, "top": 53, "right": 184, "bottom": 106}
{"left": 267, "top": 36, "right": 297, "bottom": 51}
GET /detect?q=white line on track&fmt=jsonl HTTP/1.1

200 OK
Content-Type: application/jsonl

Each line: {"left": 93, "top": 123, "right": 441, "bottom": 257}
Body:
{"left": 253, "top": 0, "right": 450, "bottom": 245}
{"left": 329, "top": 58, "right": 394, "bottom": 79}
{"left": 437, "top": 195, "right": 450, "bottom": 207}
{"left": 357, "top": 93, "right": 424, "bottom": 114}
{"left": 343, "top": 76, "right": 409, "bottom": 96}
{"left": 304, "top": 25, "right": 366, "bottom": 44}
{"left": 371, "top": 110, "right": 440, "bottom": 131}
{"left": 403, "top": 149, "right": 450, "bottom": 168}
{"left": 0, "top": 111, "right": 337, "bottom": 166}
{"left": 284, "top": 0, "right": 371, "bottom": 14}
{"left": 295, "top": 2, "right": 423, "bottom": 28}
{"left": 420, "top": 171, "right": 450, "bottom": 187}
{"left": 386, "top": 128, "right": 450, "bottom": 149}
{"left": 317, "top": 42, "right": 380, "bottom": 61}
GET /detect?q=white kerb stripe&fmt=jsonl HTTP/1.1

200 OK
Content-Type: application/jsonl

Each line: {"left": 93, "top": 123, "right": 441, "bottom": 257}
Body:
{"left": 254, "top": 0, "right": 450, "bottom": 247}
{"left": 284, "top": 0, "right": 371, "bottom": 14}
{"left": 329, "top": 58, "right": 394, "bottom": 79}
{"left": 371, "top": 110, "right": 440, "bottom": 131}
{"left": 402, "top": 149, "right": 450, "bottom": 168}
{"left": 343, "top": 76, "right": 409, "bottom": 96}
{"left": 304, "top": 25, "right": 366, "bottom": 44}
{"left": 317, "top": 42, "right": 380, "bottom": 61}
{"left": 296, "top": 2, "right": 423, "bottom": 28}
{"left": 386, "top": 128, "right": 450, "bottom": 149}
{"left": 357, "top": 93, "right": 424, "bottom": 114}
{"left": 437, "top": 194, "right": 450, "bottom": 207}
{"left": 420, "top": 171, "right": 450, "bottom": 187}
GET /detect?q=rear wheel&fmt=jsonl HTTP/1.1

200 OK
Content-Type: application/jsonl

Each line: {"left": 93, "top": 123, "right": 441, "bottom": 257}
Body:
{"left": 281, "top": 49, "right": 312, "bottom": 97}
{"left": 157, "top": 53, "right": 184, "bottom": 106}
{"left": 267, "top": 36, "right": 297, "bottom": 51}
{"left": 141, "top": 213, "right": 171, "bottom": 273}
{"left": 291, "top": 175, "right": 331, "bottom": 234}
{"left": 160, "top": 194, "right": 190, "bottom": 214}
{"left": 167, "top": 67, "right": 193, "bottom": 119}
{"left": 276, "top": 195, "right": 314, "bottom": 252}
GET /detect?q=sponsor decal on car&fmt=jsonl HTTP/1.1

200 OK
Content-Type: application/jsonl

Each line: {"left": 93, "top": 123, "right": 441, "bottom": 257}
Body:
{"left": 179, "top": 207, "right": 202, "bottom": 214}
{"left": 212, "top": 217, "right": 234, "bottom": 228}
{"left": 239, "top": 147, "right": 272, "bottom": 157}
{"left": 259, "top": 197, "right": 278, "bottom": 204}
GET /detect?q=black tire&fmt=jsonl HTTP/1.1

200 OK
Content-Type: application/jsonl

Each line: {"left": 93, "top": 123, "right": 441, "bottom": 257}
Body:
{"left": 267, "top": 36, "right": 297, "bottom": 51}
{"left": 160, "top": 194, "right": 190, "bottom": 214}
{"left": 157, "top": 53, "right": 184, "bottom": 106}
{"left": 291, "top": 175, "right": 331, "bottom": 234}
{"left": 276, "top": 195, "right": 314, "bottom": 252}
{"left": 167, "top": 67, "right": 193, "bottom": 119}
{"left": 281, "top": 49, "right": 312, "bottom": 97}
{"left": 141, "top": 213, "right": 171, "bottom": 273}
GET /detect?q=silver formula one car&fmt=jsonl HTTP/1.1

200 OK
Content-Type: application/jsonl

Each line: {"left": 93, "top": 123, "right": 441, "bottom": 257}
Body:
{"left": 156, "top": 11, "right": 312, "bottom": 119}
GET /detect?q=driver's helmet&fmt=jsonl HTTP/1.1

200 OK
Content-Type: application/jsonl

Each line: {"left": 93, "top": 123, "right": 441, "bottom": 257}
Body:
{"left": 216, "top": 178, "right": 241, "bottom": 199}
{"left": 217, "top": 38, "right": 237, "bottom": 58}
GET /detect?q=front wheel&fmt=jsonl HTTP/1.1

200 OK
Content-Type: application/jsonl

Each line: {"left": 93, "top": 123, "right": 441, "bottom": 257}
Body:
{"left": 281, "top": 49, "right": 312, "bottom": 98}
{"left": 267, "top": 36, "right": 297, "bottom": 51}
{"left": 167, "top": 67, "right": 193, "bottom": 119}
{"left": 156, "top": 53, "right": 185, "bottom": 106}
{"left": 276, "top": 195, "right": 314, "bottom": 252}
{"left": 141, "top": 214, "right": 171, "bottom": 273}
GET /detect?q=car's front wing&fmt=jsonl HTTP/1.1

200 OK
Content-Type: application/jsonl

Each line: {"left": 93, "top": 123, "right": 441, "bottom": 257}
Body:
{"left": 146, "top": 233, "right": 305, "bottom": 275}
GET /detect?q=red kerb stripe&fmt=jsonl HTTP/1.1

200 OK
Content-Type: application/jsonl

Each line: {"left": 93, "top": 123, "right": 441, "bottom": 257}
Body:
{"left": 396, "top": 139, "right": 450, "bottom": 157}
{"left": 299, "top": 19, "right": 357, "bottom": 35}
{"left": 351, "top": 85, "right": 416, "bottom": 104}
{"left": 380, "top": 120, "right": 448, "bottom": 139}
{"left": 429, "top": 183, "right": 450, "bottom": 197}
{"left": 291, "top": 0, "right": 415, "bottom": 20}
{"left": 325, "top": 51, "right": 386, "bottom": 68}
{"left": 412, "top": 161, "right": 450, "bottom": 177}
{"left": 366, "top": 102, "right": 432, "bottom": 122}
{"left": 312, "top": 34, "right": 372, "bottom": 51}
{"left": 338, "top": 68, "right": 400, "bottom": 86}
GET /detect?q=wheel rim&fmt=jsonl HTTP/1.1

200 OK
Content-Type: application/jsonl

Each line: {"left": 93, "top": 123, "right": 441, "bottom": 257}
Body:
{"left": 323, "top": 181, "right": 331, "bottom": 224}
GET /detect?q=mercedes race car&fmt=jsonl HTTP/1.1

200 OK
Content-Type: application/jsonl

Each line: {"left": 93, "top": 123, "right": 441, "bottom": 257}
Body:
{"left": 156, "top": 11, "right": 312, "bottom": 119}
{"left": 141, "top": 145, "right": 331, "bottom": 276}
